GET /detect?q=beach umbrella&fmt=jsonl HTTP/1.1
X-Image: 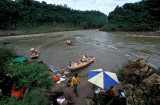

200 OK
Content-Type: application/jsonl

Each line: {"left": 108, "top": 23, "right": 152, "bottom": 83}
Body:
{"left": 88, "top": 68, "right": 119, "bottom": 89}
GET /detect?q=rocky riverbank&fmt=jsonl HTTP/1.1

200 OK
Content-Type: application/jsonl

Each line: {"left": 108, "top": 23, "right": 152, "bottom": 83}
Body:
{"left": 50, "top": 58, "right": 160, "bottom": 105}
{"left": 121, "top": 58, "right": 160, "bottom": 105}
{"left": 1, "top": 58, "right": 160, "bottom": 105}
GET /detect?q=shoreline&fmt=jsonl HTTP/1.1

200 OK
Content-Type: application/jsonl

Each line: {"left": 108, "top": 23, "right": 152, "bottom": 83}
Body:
{"left": 1, "top": 28, "right": 160, "bottom": 38}
{"left": 100, "top": 29, "right": 160, "bottom": 35}
{"left": 0, "top": 28, "right": 100, "bottom": 38}
{"left": 0, "top": 28, "right": 83, "bottom": 37}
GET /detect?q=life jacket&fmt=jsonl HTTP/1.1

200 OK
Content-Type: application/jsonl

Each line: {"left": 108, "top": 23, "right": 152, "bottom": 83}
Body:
{"left": 11, "top": 83, "right": 25, "bottom": 98}
{"left": 51, "top": 75, "right": 60, "bottom": 82}
{"left": 61, "top": 69, "right": 65, "bottom": 73}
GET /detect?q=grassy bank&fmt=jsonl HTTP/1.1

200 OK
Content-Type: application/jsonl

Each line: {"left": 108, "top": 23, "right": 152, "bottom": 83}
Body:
{"left": 0, "top": 46, "right": 55, "bottom": 104}
{"left": 0, "top": 25, "right": 83, "bottom": 37}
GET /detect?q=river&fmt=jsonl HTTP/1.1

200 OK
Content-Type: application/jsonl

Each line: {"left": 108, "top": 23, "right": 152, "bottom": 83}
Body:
{"left": 0, "top": 29, "right": 160, "bottom": 76}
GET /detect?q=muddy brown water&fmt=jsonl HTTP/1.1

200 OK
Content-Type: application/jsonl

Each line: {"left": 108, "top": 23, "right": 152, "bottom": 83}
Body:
{"left": 0, "top": 29, "right": 160, "bottom": 76}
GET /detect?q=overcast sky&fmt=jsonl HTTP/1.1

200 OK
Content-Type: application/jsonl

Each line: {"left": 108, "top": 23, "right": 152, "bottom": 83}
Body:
{"left": 37, "top": 0, "right": 141, "bottom": 15}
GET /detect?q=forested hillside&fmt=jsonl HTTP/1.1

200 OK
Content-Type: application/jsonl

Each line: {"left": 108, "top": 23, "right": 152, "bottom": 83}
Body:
{"left": 0, "top": 0, "right": 107, "bottom": 30}
{"left": 101, "top": 0, "right": 160, "bottom": 31}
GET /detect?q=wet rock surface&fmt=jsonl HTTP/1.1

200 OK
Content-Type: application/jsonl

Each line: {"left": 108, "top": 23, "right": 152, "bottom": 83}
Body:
{"left": 121, "top": 58, "right": 160, "bottom": 105}
{"left": 48, "top": 75, "right": 95, "bottom": 105}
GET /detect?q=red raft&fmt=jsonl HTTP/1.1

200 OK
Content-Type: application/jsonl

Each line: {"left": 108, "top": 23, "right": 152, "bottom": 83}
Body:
{"left": 66, "top": 40, "right": 72, "bottom": 45}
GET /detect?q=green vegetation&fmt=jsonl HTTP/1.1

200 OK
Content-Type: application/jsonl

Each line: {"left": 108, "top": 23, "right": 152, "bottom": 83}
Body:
{"left": 6, "top": 62, "right": 53, "bottom": 88}
{"left": 0, "top": 88, "right": 48, "bottom": 105}
{"left": 0, "top": 46, "right": 16, "bottom": 69}
{"left": 0, "top": 47, "right": 54, "bottom": 104}
{"left": 101, "top": 0, "right": 160, "bottom": 31}
{"left": 0, "top": 0, "right": 107, "bottom": 34}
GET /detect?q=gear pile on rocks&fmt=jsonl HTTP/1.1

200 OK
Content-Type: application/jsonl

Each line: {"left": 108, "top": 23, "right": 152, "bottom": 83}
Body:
{"left": 121, "top": 58, "right": 160, "bottom": 105}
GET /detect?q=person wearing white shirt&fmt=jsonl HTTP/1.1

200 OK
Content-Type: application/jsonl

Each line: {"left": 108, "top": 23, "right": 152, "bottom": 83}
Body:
{"left": 118, "top": 89, "right": 126, "bottom": 105}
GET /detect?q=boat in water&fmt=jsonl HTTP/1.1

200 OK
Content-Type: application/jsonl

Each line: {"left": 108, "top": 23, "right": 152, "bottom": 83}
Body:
{"left": 30, "top": 50, "right": 39, "bottom": 59}
{"left": 66, "top": 40, "right": 72, "bottom": 45}
{"left": 67, "top": 56, "right": 95, "bottom": 70}
{"left": 126, "top": 34, "right": 136, "bottom": 36}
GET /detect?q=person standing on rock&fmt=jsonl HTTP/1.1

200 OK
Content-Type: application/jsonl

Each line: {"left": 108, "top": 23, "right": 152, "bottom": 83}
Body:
{"left": 61, "top": 68, "right": 65, "bottom": 74}
{"left": 118, "top": 89, "right": 126, "bottom": 105}
{"left": 71, "top": 73, "right": 80, "bottom": 97}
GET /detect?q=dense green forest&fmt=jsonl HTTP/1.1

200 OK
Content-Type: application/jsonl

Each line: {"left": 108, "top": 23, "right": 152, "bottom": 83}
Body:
{"left": 101, "top": 0, "right": 160, "bottom": 31}
{"left": 0, "top": 0, "right": 107, "bottom": 31}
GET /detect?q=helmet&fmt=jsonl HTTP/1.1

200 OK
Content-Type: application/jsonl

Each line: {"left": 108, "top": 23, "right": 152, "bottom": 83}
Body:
{"left": 30, "top": 48, "right": 35, "bottom": 50}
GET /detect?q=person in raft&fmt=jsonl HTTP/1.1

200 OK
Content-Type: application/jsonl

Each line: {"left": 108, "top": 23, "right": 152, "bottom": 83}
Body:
{"left": 84, "top": 53, "right": 88, "bottom": 58}
{"left": 30, "top": 48, "right": 38, "bottom": 55}
{"left": 71, "top": 73, "right": 80, "bottom": 97}
{"left": 82, "top": 53, "right": 88, "bottom": 62}
{"left": 67, "top": 40, "right": 70, "bottom": 43}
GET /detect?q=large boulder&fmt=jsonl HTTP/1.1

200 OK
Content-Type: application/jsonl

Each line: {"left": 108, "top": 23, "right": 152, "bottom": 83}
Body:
{"left": 121, "top": 59, "right": 160, "bottom": 105}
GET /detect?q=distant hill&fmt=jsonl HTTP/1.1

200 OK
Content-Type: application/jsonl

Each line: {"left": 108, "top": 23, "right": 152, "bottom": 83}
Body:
{"left": 0, "top": 0, "right": 107, "bottom": 30}
{"left": 100, "top": 0, "right": 160, "bottom": 32}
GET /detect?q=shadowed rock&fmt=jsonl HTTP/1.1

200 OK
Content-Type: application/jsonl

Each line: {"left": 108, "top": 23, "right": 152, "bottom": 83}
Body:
{"left": 121, "top": 58, "right": 160, "bottom": 105}
{"left": 0, "top": 70, "right": 14, "bottom": 97}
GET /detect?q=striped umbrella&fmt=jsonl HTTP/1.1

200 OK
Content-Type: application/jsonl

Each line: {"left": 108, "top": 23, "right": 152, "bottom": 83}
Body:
{"left": 88, "top": 68, "right": 119, "bottom": 89}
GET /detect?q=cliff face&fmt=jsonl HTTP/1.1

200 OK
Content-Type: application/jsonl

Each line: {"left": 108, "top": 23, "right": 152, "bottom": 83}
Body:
{"left": 121, "top": 59, "right": 160, "bottom": 105}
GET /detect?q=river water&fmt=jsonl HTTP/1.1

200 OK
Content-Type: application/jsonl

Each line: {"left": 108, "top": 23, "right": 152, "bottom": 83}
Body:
{"left": 0, "top": 29, "right": 160, "bottom": 76}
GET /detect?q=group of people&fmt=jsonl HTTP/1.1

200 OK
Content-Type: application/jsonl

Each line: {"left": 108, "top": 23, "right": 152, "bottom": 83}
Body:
{"left": 66, "top": 40, "right": 72, "bottom": 45}
{"left": 30, "top": 48, "right": 38, "bottom": 55}
{"left": 66, "top": 40, "right": 72, "bottom": 43}
{"left": 99, "top": 86, "right": 126, "bottom": 105}
{"left": 70, "top": 53, "right": 89, "bottom": 67}
{"left": 70, "top": 73, "right": 126, "bottom": 104}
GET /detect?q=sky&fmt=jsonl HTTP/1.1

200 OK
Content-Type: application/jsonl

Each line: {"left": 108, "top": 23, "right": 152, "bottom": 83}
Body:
{"left": 37, "top": 0, "right": 141, "bottom": 15}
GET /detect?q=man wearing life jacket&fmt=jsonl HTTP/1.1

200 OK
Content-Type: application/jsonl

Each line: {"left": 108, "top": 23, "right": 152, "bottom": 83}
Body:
{"left": 30, "top": 48, "right": 36, "bottom": 55}
{"left": 82, "top": 53, "right": 88, "bottom": 62}
{"left": 106, "top": 86, "right": 116, "bottom": 96}
{"left": 67, "top": 40, "right": 70, "bottom": 43}
{"left": 84, "top": 53, "right": 88, "bottom": 58}
{"left": 61, "top": 68, "right": 65, "bottom": 74}
{"left": 30, "top": 48, "right": 38, "bottom": 55}
{"left": 71, "top": 73, "right": 80, "bottom": 97}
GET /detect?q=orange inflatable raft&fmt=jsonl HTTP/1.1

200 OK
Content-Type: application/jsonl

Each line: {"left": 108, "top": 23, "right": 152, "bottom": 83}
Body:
{"left": 67, "top": 56, "right": 95, "bottom": 70}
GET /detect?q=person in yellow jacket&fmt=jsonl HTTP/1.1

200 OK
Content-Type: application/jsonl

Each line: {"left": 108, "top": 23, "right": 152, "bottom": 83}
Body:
{"left": 106, "top": 86, "right": 116, "bottom": 96}
{"left": 61, "top": 68, "right": 65, "bottom": 74}
{"left": 71, "top": 73, "right": 80, "bottom": 97}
